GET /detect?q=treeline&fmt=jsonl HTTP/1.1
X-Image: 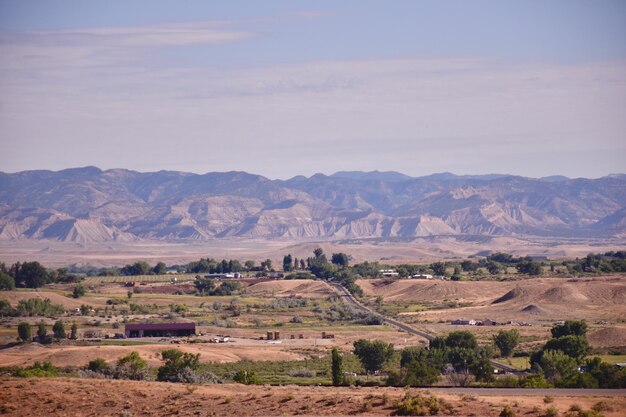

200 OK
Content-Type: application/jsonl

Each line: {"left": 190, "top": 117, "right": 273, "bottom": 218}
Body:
{"left": 0, "top": 298, "right": 65, "bottom": 317}
{"left": 2, "top": 250, "right": 625, "bottom": 290}
{"left": 0, "top": 262, "right": 82, "bottom": 289}
{"left": 342, "top": 320, "right": 626, "bottom": 388}
{"left": 563, "top": 252, "right": 626, "bottom": 274}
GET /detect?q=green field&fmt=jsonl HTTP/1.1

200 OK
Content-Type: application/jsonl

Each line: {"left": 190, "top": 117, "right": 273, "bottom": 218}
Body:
{"left": 83, "top": 274, "right": 198, "bottom": 284}
{"left": 200, "top": 352, "right": 366, "bottom": 385}
{"left": 595, "top": 354, "right": 626, "bottom": 364}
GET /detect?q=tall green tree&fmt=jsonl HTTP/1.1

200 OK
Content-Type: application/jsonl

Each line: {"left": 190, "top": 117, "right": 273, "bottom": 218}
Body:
{"left": 551, "top": 320, "right": 587, "bottom": 338}
{"left": 331, "top": 347, "right": 343, "bottom": 386}
{"left": 486, "top": 261, "right": 503, "bottom": 275}
{"left": 194, "top": 276, "right": 216, "bottom": 295}
{"left": 15, "top": 261, "right": 49, "bottom": 288}
{"left": 353, "top": 339, "right": 394, "bottom": 374}
{"left": 331, "top": 253, "right": 349, "bottom": 268}
{"left": 403, "top": 360, "right": 440, "bottom": 386}
{"left": 72, "top": 284, "right": 85, "bottom": 298}
{"left": 445, "top": 331, "right": 478, "bottom": 350}
{"left": 516, "top": 259, "right": 542, "bottom": 275}
{"left": 0, "top": 272, "right": 15, "bottom": 290}
{"left": 543, "top": 335, "right": 588, "bottom": 360}
{"left": 152, "top": 262, "right": 167, "bottom": 275}
{"left": 493, "top": 329, "right": 520, "bottom": 357}
{"left": 430, "top": 262, "right": 446, "bottom": 276}
{"left": 538, "top": 350, "right": 578, "bottom": 385}
{"left": 18, "top": 322, "right": 32, "bottom": 342}
{"left": 70, "top": 322, "right": 78, "bottom": 340}
{"left": 52, "top": 320, "right": 66, "bottom": 339}
{"left": 282, "top": 254, "right": 293, "bottom": 272}
{"left": 469, "top": 357, "right": 494, "bottom": 382}
{"left": 37, "top": 321, "right": 48, "bottom": 343}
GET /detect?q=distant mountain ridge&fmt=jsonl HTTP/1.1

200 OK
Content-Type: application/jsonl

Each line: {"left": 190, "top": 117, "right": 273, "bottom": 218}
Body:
{"left": 0, "top": 167, "right": 624, "bottom": 243}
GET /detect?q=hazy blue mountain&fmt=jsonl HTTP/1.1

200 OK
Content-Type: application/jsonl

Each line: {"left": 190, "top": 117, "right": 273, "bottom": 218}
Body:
{"left": 0, "top": 167, "right": 624, "bottom": 242}
{"left": 331, "top": 170, "right": 413, "bottom": 182}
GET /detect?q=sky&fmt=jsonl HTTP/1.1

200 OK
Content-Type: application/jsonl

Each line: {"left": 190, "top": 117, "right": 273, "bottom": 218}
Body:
{"left": 0, "top": 0, "right": 625, "bottom": 179}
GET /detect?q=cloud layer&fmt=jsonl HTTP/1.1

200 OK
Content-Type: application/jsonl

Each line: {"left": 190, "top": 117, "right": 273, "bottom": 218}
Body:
{"left": 1, "top": 19, "right": 625, "bottom": 178}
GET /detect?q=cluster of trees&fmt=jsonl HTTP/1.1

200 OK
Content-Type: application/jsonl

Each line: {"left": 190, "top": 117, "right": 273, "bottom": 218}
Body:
{"left": 564, "top": 252, "right": 626, "bottom": 274}
{"left": 186, "top": 258, "right": 243, "bottom": 274}
{"left": 350, "top": 324, "right": 626, "bottom": 389}
{"left": 0, "top": 298, "right": 65, "bottom": 317}
{"left": 372, "top": 253, "right": 544, "bottom": 279}
{"left": 351, "top": 332, "right": 494, "bottom": 387}
{"left": 17, "top": 320, "right": 78, "bottom": 343}
{"left": 528, "top": 320, "right": 625, "bottom": 388}
{"left": 84, "top": 349, "right": 218, "bottom": 383}
{"left": 120, "top": 261, "right": 168, "bottom": 276}
{"left": 194, "top": 277, "right": 241, "bottom": 296}
{"left": 0, "top": 262, "right": 82, "bottom": 289}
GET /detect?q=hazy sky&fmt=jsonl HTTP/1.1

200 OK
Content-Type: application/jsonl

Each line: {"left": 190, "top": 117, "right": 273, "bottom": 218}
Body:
{"left": 1, "top": 1, "right": 625, "bottom": 179}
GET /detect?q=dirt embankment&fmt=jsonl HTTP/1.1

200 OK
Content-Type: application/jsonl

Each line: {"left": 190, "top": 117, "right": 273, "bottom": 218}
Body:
{"left": 0, "top": 290, "right": 109, "bottom": 309}
{"left": 1, "top": 378, "right": 625, "bottom": 417}
{"left": 360, "top": 277, "right": 626, "bottom": 322}
{"left": 245, "top": 279, "right": 335, "bottom": 298}
{"left": 0, "top": 342, "right": 307, "bottom": 368}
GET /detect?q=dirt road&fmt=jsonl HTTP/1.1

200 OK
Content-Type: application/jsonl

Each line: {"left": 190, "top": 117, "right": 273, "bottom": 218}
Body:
{"left": 330, "top": 282, "right": 519, "bottom": 373}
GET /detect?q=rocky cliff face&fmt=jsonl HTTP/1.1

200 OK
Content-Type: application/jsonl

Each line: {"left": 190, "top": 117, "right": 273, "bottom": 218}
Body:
{"left": 0, "top": 167, "right": 624, "bottom": 242}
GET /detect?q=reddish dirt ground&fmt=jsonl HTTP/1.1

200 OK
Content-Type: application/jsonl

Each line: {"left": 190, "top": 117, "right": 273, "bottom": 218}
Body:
{"left": 1, "top": 377, "right": 625, "bottom": 417}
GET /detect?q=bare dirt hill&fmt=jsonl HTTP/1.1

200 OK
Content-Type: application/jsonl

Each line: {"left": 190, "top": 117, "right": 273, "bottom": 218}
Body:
{"left": 360, "top": 277, "right": 626, "bottom": 322}
{"left": 588, "top": 326, "right": 626, "bottom": 349}
{"left": 245, "top": 279, "right": 335, "bottom": 298}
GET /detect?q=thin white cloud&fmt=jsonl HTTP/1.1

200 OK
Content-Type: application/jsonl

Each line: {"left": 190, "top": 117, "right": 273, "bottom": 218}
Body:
{"left": 0, "top": 20, "right": 256, "bottom": 71}
{"left": 0, "top": 18, "right": 624, "bottom": 178}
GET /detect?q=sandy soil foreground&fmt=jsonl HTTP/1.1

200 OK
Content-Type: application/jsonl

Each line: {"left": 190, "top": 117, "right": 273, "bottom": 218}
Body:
{"left": 1, "top": 377, "right": 625, "bottom": 417}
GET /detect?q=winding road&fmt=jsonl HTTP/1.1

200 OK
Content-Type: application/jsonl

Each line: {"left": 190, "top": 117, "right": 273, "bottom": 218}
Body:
{"left": 330, "top": 282, "right": 519, "bottom": 373}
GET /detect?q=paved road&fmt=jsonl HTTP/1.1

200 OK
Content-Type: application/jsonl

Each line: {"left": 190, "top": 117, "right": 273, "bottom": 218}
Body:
{"left": 428, "top": 387, "right": 626, "bottom": 396}
{"left": 330, "top": 282, "right": 519, "bottom": 373}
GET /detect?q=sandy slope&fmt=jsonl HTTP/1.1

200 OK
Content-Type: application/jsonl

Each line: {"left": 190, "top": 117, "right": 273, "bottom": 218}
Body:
{"left": 360, "top": 277, "right": 626, "bottom": 322}
{"left": 245, "top": 279, "right": 335, "bottom": 298}
{"left": 0, "top": 378, "right": 624, "bottom": 417}
{"left": 0, "top": 290, "right": 109, "bottom": 309}
{"left": 0, "top": 342, "right": 306, "bottom": 367}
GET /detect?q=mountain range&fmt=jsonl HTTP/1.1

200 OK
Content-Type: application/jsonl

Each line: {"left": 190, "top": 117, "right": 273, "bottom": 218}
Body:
{"left": 0, "top": 167, "right": 624, "bottom": 244}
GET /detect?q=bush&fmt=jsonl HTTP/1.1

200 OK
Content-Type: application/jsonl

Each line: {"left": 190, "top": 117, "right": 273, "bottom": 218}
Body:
{"left": 87, "top": 358, "right": 111, "bottom": 375}
{"left": 493, "top": 374, "right": 519, "bottom": 388}
{"left": 114, "top": 351, "right": 150, "bottom": 381}
{"left": 591, "top": 401, "right": 613, "bottom": 412}
{"left": 500, "top": 405, "right": 516, "bottom": 417}
{"left": 16, "top": 298, "right": 64, "bottom": 317}
{"left": 233, "top": 369, "right": 259, "bottom": 385}
{"left": 157, "top": 349, "right": 201, "bottom": 383}
{"left": 17, "top": 361, "right": 58, "bottom": 378}
{"left": 394, "top": 392, "right": 453, "bottom": 416}
{"left": 290, "top": 315, "right": 303, "bottom": 324}
{"left": 0, "top": 272, "right": 15, "bottom": 290}
{"left": 72, "top": 284, "right": 85, "bottom": 298}
{"left": 542, "top": 406, "right": 559, "bottom": 417}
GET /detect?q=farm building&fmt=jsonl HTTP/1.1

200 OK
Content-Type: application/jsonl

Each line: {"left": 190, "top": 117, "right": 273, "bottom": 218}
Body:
{"left": 125, "top": 322, "right": 196, "bottom": 338}
{"left": 451, "top": 318, "right": 477, "bottom": 326}
{"left": 204, "top": 272, "right": 242, "bottom": 279}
